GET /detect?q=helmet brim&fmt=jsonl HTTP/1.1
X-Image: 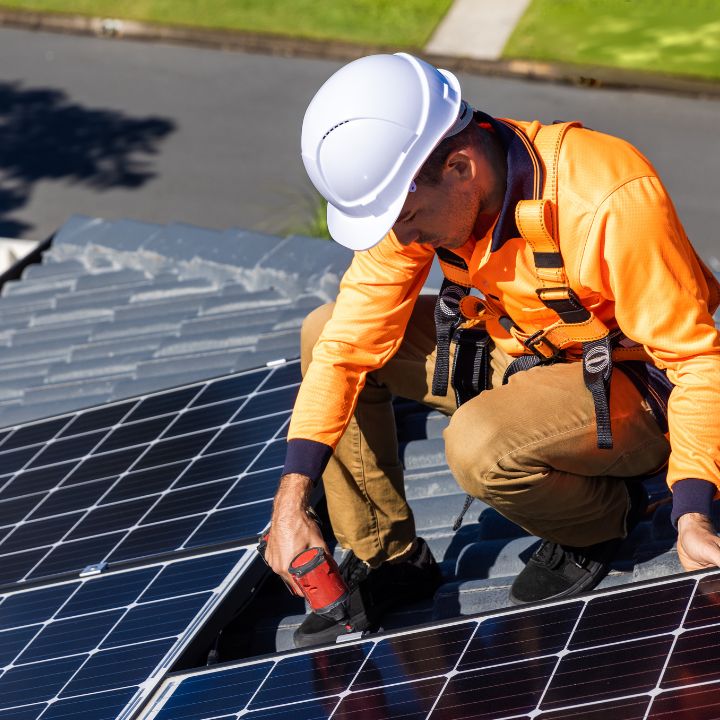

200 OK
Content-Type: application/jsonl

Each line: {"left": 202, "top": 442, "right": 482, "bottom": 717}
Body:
{"left": 326, "top": 191, "right": 406, "bottom": 251}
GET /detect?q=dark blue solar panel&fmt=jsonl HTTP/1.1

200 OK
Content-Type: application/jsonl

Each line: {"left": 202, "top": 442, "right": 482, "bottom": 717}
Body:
{"left": 58, "top": 401, "right": 134, "bottom": 438}
{"left": 151, "top": 571, "right": 720, "bottom": 720}
{"left": 0, "top": 548, "right": 248, "bottom": 720}
{"left": 336, "top": 676, "right": 445, "bottom": 720}
{"left": 352, "top": 623, "right": 474, "bottom": 690}
{"left": 0, "top": 462, "right": 74, "bottom": 498}
{"left": 40, "top": 688, "right": 138, "bottom": 720}
{"left": 27, "top": 431, "right": 105, "bottom": 469}
{"left": 249, "top": 643, "right": 372, "bottom": 709}
{"left": 125, "top": 386, "right": 200, "bottom": 423}
{"left": 0, "top": 363, "right": 299, "bottom": 585}
{"left": 2, "top": 418, "right": 70, "bottom": 451}
{"left": 185, "top": 500, "right": 273, "bottom": 548}
{"left": 153, "top": 663, "right": 273, "bottom": 720}
{"left": 191, "top": 372, "right": 266, "bottom": 407}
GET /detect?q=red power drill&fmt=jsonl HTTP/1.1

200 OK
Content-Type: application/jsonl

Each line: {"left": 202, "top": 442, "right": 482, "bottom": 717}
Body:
{"left": 258, "top": 533, "right": 354, "bottom": 631}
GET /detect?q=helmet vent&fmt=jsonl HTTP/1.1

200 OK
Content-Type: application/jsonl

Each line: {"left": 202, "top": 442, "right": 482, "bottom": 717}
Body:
{"left": 322, "top": 120, "right": 350, "bottom": 141}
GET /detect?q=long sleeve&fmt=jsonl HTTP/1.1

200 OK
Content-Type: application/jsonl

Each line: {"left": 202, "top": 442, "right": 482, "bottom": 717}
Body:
{"left": 283, "top": 233, "right": 434, "bottom": 480}
{"left": 586, "top": 174, "right": 720, "bottom": 491}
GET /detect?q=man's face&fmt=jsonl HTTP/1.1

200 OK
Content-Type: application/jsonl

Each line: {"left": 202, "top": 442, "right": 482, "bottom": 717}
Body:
{"left": 392, "top": 137, "right": 505, "bottom": 251}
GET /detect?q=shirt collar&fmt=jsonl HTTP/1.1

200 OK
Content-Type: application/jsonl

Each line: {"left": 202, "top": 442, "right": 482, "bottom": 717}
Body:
{"left": 474, "top": 111, "right": 542, "bottom": 252}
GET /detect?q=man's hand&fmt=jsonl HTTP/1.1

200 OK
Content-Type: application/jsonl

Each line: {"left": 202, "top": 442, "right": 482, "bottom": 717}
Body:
{"left": 265, "top": 473, "right": 329, "bottom": 594}
{"left": 677, "top": 513, "right": 720, "bottom": 571}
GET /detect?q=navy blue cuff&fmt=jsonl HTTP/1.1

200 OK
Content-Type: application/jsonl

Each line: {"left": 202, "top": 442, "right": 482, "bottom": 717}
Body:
{"left": 671, "top": 478, "right": 716, "bottom": 527}
{"left": 282, "top": 439, "right": 333, "bottom": 484}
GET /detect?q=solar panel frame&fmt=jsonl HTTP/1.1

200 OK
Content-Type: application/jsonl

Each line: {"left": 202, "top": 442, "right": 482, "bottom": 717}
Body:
{"left": 0, "top": 361, "right": 301, "bottom": 588}
{"left": 141, "top": 568, "right": 720, "bottom": 720}
{"left": 0, "top": 544, "right": 260, "bottom": 720}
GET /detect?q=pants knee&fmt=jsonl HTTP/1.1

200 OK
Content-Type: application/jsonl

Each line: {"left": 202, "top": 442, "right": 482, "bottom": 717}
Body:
{"left": 444, "top": 398, "right": 510, "bottom": 501}
{"left": 300, "top": 302, "right": 335, "bottom": 375}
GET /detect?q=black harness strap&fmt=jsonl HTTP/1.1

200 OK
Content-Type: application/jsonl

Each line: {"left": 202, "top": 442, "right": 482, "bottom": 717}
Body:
{"left": 432, "top": 278, "right": 469, "bottom": 396}
{"left": 582, "top": 334, "right": 615, "bottom": 449}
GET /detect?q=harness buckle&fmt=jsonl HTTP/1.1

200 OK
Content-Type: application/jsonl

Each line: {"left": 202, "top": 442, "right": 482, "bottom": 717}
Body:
{"left": 524, "top": 329, "right": 562, "bottom": 360}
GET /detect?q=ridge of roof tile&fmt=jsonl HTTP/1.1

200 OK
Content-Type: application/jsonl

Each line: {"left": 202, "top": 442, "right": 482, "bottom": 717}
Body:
{"left": 0, "top": 215, "right": 349, "bottom": 428}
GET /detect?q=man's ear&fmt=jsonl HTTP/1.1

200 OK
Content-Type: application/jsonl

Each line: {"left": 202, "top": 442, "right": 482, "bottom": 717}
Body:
{"left": 443, "top": 148, "right": 475, "bottom": 183}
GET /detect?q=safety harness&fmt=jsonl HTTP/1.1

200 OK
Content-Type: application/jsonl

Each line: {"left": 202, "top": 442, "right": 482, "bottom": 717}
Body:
{"left": 432, "top": 120, "right": 643, "bottom": 454}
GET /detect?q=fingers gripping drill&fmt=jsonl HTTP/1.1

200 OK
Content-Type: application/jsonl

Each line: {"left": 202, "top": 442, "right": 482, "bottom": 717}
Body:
{"left": 258, "top": 533, "right": 354, "bottom": 631}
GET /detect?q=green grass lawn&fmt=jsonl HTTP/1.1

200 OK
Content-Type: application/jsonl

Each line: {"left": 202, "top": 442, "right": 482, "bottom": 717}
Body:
{"left": 504, "top": 0, "right": 720, "bottom": 80}
{"left": 0, "top": 0, "right": 453, "bottom": 47}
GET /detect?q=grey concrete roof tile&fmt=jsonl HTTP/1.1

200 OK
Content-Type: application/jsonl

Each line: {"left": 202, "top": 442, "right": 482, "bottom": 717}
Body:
{"left": 134, "top": 351, "right": 244, "bottom": 380}
{"left": 53, "top": 287, "right": 138, "bottom": 312}
{"left": 401, "top": 437, "right": 447, "bottom": 470}
{"left": 433, "top": 577, "right": 514, "bottom": 620}
{"left": 196, "top": 311, "right": 286, "bottom": 334}
{"left": 45, "top": 354, "right": 148, "bottom": 384}
{"left": 0, "top": 301, "right": 55, "bottom": 329}
{"left": 10, "top": 323, "right": 93, "bottom": 347}
{"left": 0, "top": 341, "right": 73, "bottom": 366}
{"left": 89, "top": 317, "right": 182, "bottom": 342}
{"left": 404, "top": 469, "right": 461, "bottom": 500}
{"left": 154, "top": 330, "right": 257, "bottom": 357}
{"left": 29, "top": 307, "right": 114, "bottom": 327}
{"left": 50, "top": 214, "right": 112, "bottom": 248}
{"left": 71, "top": 336, "right": 163, "bottom": 362}
{"left": 2, "top": 278, "right": 75, "bottom": 298}
{"left": 22, "top": 377, "right": 124, "bottom": 404}
{"left": 411, "top": 492, "right": 471, "bottom": 534}
{"left": 397, "top": 411, "right": 449, "bottom": 443}
{"left": 454, "top": 536, "right": 540, "bottom": 580}
{"left": 218, "top": 283, "right": 276, "bottom": 299}
{"left": 0, "top": 385, "right": 25, "bottom": 402}
{"left": 202, "top": 228, "right": 286, "bottom": 267}
{"left": 632, "top": 549, "right": 682, "bottom": 580}
{"left": 139, "top": 222, "right": 225, "bottom": 262}
{"left": 128, "top": 277, "right": 217, "bottom": 303}
{"left": 74, "top": 269, "right": 149, "bottom": 291}
{"left": 177, "top": 311, "right": 275, "bottom": 338}
{"left": 22, "top": 259, "right": 86, "bottom": 281}
{"left": 200, "top": 290, "right": 290, "bottom": 316}
{"left": 475, "top": 508, "right": 530, "bottom": 541}
{"left": 232, "top": 351, "right": 294, "bottom": 372}
{"left": 0, "top": 357, "right": 54, "bottom": 379}
{"left": 86, "top": 218, "right": 164, "bottom": 252}
{"left": 261, "top": 235, "right": 352, "bottom": 276}
{"left": 254, "top": 330, "right": 301, "bottom": 353}
{"left": 112, "top": 300, "right": 202, "bottom": 324}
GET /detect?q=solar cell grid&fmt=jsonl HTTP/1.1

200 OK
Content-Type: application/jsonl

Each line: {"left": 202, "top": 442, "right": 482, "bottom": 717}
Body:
{"left": 0, "top": 546, "right": 252, "bottom": 720}
{"left": 145, "top": 569, "right": 720, "bottom": 720}
{"left": 0, "top": 362, "right": 301, "bottom": 587}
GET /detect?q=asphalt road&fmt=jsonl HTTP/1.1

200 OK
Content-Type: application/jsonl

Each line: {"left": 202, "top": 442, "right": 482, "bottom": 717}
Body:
{"left": 0, "top": 26, "right": 718, "bottom": 268}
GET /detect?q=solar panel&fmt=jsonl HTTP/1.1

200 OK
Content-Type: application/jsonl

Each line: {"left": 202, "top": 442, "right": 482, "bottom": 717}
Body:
{"left": 0, "top": 361, "right": 301, "bottom": 587}
{"left": 0, "top": 545, "right": 257, "bottom": 720}
{"left": 143, "top": 569, "right": 720, "bottom": 720}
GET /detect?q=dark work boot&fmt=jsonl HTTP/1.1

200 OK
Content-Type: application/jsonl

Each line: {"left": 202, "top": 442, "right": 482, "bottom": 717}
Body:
{"left": 509, "top": 481, "right": 649, "bottom": 605}
{"left": 293, "top": 537, "right": 442, "bottom": 648}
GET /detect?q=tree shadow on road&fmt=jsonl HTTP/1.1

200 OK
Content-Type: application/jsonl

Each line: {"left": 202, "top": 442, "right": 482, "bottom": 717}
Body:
{"left": 0, "top": 81, "right": 176, "bottom": 237}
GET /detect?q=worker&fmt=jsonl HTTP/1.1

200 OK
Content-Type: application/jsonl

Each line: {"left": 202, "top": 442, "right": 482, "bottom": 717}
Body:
{"left": 265, "top": 53, "right": 720, "bottom": 648}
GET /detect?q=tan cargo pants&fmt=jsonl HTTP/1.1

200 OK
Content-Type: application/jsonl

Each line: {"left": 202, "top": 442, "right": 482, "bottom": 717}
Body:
{"left": 301, "top": 296, "right": 671, "bottom": 567}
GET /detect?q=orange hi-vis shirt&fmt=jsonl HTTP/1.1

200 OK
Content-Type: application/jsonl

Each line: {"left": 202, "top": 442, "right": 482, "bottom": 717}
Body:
{"left": 283, "top": 116, "right": 720, "bottom": 501}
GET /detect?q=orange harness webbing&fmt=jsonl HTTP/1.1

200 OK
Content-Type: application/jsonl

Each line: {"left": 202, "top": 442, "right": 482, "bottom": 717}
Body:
{"left": 432, "top": 121, "right": 627, "bottom": 449}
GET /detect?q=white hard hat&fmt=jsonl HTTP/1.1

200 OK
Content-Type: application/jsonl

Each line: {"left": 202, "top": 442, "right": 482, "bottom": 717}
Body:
{"left": 301, "top": 53, "right": 472, "bottom": 251}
